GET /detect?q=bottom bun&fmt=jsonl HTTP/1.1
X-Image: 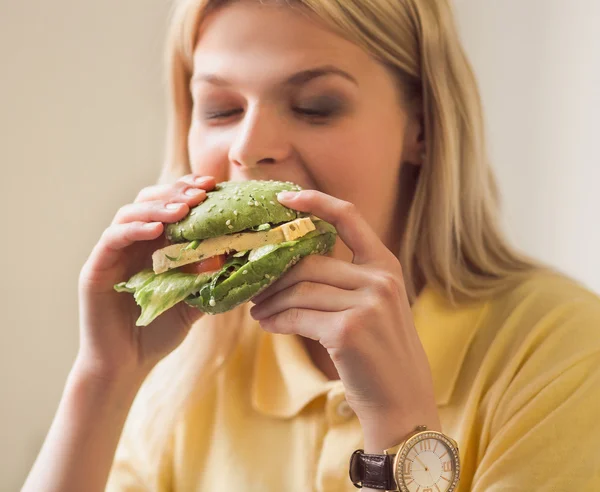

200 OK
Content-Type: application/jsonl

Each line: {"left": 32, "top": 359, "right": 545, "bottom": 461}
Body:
{"left": 184, "top": 222, "right": 336, "bottom": 315}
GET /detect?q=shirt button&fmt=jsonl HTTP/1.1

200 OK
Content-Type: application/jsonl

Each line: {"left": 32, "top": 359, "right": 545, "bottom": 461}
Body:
{"left": 336, "top": 399, "right": 354, "bottom": 419}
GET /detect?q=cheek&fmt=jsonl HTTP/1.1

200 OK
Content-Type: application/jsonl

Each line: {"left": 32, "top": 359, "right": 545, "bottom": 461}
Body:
{"left": 297, "top": 122, "right": 402, "bottom": 199}
{"left": 187, "top": 123, "right": 229, "bottom": 180}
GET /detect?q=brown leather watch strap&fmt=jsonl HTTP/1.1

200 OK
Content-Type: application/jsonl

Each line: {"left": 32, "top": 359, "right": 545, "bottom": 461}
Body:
{"left": 349, "top": 449, "right": 396, "bottom": 490}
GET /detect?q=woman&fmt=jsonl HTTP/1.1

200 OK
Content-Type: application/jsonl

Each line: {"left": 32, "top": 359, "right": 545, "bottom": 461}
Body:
{"left": 23, "top": 0, "right": 600, "bottom": 491}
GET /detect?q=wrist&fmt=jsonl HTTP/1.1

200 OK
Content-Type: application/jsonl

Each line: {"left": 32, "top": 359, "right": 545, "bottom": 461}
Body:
{"left": 360, "top": 411, "right": 442, "bottom": 454}
{"left": 70, "top": 354, "right": 148, "bottom": 404}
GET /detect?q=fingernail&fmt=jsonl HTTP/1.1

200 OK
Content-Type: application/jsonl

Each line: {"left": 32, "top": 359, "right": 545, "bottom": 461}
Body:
{"left": 195, "top": 176, "right": 213, "bottom": 184}
{"left": 166, "top": 203, "right": 184, "bottom": 210}
{"left": 185, "top": 188, "right": 204, "bottom": 196}
{"left": 277, "top": 191, "right": 297, "bottom": 201}
{"left": 144, "top": 222, "right": 161, "bottom": 229}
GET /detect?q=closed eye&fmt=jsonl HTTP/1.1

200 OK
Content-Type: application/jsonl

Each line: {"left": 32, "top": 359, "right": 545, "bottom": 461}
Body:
{"left": 294, "top": 107, "right": 334, "bottom": 117}
{"left": 204, "top": 108, "right": 244, "bottom": 119}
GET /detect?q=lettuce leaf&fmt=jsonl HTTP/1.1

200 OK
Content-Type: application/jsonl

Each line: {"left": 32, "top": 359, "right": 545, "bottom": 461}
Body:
{"left": 114, "top": 269, "right": 211, "bottom": 326}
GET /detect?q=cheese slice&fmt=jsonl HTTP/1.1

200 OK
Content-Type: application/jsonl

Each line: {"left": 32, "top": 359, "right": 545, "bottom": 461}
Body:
{"left": 152, "top": 217, "right": 316, "bottom": 274}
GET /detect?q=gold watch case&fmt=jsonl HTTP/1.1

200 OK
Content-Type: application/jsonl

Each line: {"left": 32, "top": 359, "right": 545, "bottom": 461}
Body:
{"left": 384, "top": 425, "right": 460, "bottom": 492}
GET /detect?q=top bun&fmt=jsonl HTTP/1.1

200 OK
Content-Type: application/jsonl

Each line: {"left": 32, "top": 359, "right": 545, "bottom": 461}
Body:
{"left": 165, "top": 180, "right": 305, "bottom": 243}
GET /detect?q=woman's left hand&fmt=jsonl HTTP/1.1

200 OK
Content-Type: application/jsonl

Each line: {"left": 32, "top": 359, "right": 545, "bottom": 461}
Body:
{"left": 250, "top": 189, "right": 441, "bottom": 452}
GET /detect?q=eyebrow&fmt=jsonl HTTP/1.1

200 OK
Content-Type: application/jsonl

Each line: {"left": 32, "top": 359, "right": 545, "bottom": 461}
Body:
{"left": 190, "top": 65, "right": 358, "bottom": 88}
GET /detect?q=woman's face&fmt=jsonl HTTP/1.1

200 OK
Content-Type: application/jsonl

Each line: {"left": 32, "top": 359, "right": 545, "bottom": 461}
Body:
{"left": 189, "top": 1, "right": 422, "bottom": 257}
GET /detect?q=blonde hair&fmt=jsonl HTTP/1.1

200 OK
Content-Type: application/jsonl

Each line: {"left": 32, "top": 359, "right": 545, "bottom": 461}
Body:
{"left": 117, "top": 0, "right": 540, "bottom": 476}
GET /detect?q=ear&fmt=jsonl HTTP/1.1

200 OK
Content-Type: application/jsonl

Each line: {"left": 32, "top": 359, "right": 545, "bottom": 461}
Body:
{"left": 401, "top": 110, "right": 426, "bottom": 166}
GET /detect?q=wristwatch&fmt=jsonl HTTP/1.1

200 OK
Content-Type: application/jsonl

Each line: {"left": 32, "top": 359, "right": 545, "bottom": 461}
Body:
{"left": 349, "top": 425, "right": 460, "bottom": 491}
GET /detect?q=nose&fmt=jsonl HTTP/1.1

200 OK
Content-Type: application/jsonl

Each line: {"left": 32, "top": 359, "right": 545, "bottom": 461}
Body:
{"left": 228, "top": 104, "right": 292, "bottom": 169}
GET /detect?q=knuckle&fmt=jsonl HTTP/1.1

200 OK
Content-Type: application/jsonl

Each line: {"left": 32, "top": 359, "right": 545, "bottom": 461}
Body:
{"left": 176, "top": 177, "right": 195, "bottom": 189}
{"left": 179, "top": 173, "right": 195, "bottom": 182}
{"left": 336, "top": 313, "right": 362, "bottom": 346}
{"left": 293, "top": 281, "right": 314, "bottom": 298}
{"left": 78, "top": 264, "right": 96, "bottom": 290}
{"left": 100, "top": 224, "right": 115, "bottom": 241}
{"left": 285, "top": 308, "right": 304, "bottom": 326}
{"left": 135, "top": 183, "right": 180, "bottom": 203}
{"left": 112, "top": 203, "right": 133, "bottom": 224}
{"left": 338, "top": 199, "right": 357, "bottom": 216}
{"left": 361, "top": 295, "right": 381, "bottom": 317}
{"left": 134, "top": 186, "right": 154, "bottom": 202}
{"left": 98, "top": 226, "right": 118, "bottom": 250}
{"left": 372, "top": 271, "right": 400, "bottom": 299}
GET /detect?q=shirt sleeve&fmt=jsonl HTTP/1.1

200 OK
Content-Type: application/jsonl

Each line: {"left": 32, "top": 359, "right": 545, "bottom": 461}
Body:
{"left": 471, "top": 300, "right": 600, "bottom": 491}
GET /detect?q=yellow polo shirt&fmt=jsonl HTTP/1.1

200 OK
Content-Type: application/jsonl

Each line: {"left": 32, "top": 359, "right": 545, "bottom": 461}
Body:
{"left": 106, "top": 271, "right": 600, "bottom": 491}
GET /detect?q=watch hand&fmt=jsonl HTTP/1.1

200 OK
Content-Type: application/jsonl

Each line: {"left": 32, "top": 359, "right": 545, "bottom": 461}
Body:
{"left": 415, "top": 456, "right": 429, "bottom": 471}
{"left": 414, "top": 456, "right": 436, "bottom": 484}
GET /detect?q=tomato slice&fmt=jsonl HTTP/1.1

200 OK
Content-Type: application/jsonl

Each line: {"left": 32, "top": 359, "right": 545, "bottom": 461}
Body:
{"left": 180, "top": 254, "right": 227, "bottom": 275}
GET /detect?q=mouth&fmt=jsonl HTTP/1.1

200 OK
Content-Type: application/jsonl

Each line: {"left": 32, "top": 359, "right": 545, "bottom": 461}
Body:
{"left": 230, "top": 173, "right": 314, "bottom": 192}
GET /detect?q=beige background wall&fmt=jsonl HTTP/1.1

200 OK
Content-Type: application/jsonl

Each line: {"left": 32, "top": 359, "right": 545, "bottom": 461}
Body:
{"left": 1, "top": 1, "right": 598, "bottom": 490}
{"left": 455, "top": 0, "right": 600, "bottom": 294}
{"left": 0, "top": 1, "right": 171, "bottom": 489}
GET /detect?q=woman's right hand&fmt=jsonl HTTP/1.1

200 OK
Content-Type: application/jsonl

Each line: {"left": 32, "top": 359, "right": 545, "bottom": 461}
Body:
{"left": 77, "top": 173, "right": 216, "bottom": 383}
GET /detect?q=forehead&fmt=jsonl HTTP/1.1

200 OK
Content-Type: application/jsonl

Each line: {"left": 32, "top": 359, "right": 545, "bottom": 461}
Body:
{"left": 192, "top": 1, "right": 373, "bottom": 80}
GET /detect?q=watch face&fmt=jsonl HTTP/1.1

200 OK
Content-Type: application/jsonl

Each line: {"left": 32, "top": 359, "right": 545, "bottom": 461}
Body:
{"left": 395, "top": 431, "right": 460, "bottom": 492}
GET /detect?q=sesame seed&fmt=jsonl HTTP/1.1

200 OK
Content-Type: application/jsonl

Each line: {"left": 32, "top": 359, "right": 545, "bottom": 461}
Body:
{"left": 243, "top": 270, "right": 248, "bottom": 275}
{"left": 261, "top": 196, "right": 265, "bottom": 199}
{"left": 219, "top": 208, "right": 224, "bottom": 213}
{"left": 254, "top": 201, "right": 260, "bottom": 206}
{"left": 226, "top": 219, "right": 231, "bottom": 225}
{"left": 270, "top": 201, "right": 275, "bottom": 205}
{"left": 248, "top": 201, "right": 253, "bottom": 206}
{"left": 209, "top": 298, "right": 216, "bottom": 307}
{"left": 228, "top": 225, "right": 234, "bottom": 229}
{"left": 233, "top": 210, "right": 239, "bottom": 216}
{"left": 264, "top": 274, "right": 270, "bottom": 279}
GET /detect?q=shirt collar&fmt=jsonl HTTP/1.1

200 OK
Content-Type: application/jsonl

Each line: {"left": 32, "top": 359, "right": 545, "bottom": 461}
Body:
{"left": 251, "top": 325, "right": 343, "bottom": 419}
{"left": 251, "top": 286, "right": 487, "bottom": 418}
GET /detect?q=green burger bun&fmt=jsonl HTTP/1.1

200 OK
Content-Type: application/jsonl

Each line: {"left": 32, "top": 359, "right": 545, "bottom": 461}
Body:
{"left": 114, "top": 180, "right": 337, "bottom": 326}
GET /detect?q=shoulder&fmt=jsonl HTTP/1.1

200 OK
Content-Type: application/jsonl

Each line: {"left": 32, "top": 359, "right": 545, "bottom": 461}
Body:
{"left": 476, "top": 270, "right": 600, "bottom": 399}
{"left": 467, "top": 272, "right": 600, "bottom": 489}
{"left": 485, "top": 269, "right": 600, "bottom": 340}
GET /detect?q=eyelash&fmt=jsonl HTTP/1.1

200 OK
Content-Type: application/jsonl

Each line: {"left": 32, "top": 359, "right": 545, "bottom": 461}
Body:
{"left": 203, "top": 107, "right": 336, "bottom": 122}
{"left": 204, "top": 108, "right": 243, "bottom": 120}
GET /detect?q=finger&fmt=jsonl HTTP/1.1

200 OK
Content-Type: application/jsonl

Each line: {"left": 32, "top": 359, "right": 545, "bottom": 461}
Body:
{"left": 86, "top": 221, "right": 164, "bottom": 275}
{"left": 251, "top": 254, "right": 367, "bottom": 304}
{"left": 258, "top": 308, "right": 340, "bottom": 341}
{"left": 276, "top": 189, "right": 390, "bottom": 265}
{"left": 250, "top": 281, "right": 357, "bottom": 320}
{"left": 112, "top": 199, "right": 193, "bottom": 226}
{"left": 134, "top": 174, "right": 216, "bottom": 203}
